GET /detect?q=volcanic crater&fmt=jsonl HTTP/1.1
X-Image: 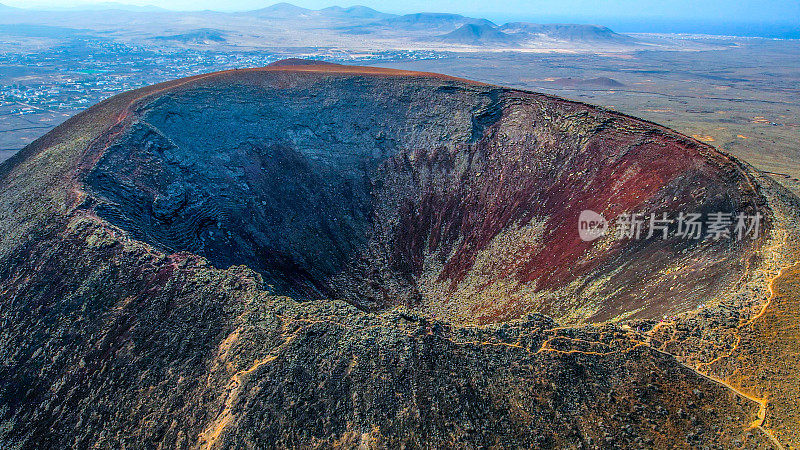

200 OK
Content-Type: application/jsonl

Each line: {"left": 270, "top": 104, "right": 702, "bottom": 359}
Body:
{"left": 4, "top": 60, "right": 800, "bottom": 448}
{"left": 70, "top": 61, "right": 764, "bottom": 325}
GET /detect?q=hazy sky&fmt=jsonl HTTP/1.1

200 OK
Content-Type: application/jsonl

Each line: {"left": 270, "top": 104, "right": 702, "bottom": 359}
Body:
{"left": 5, "top": 0, "right": 800, "bottom": 26}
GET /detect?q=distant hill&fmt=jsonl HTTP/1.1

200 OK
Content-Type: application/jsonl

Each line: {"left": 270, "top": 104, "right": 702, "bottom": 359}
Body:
{"left": 248, "top": 2, "right": 312, "bottom": 18}
{"left": 0, "top": 1, "right": 642, "bottom": 51}
{"left": 246, "top": 3, "right": 396, "bottom": 22}
{"left": 320, "top": 5, "right": 395, "bottom": 20}
{"left": 500, "top": 23, "right": 635, "bottom": 44}
{"left": 382, "top": 13, "right": 496, "bottom": 31}
{"left": 433, "top": 22, "right": 634, "bottom": 47}
{"left": 153, "top": 29, "right": 226, "bottom": 44}
{"left": 436, "top": 23, "right": 519, "bottom": 46}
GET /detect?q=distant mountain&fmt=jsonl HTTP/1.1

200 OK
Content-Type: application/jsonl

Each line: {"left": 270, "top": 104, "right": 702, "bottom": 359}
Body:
{"left": 320, "top": 5, "right": 395, "bottom": 20}
{"left": 382, "top": 13, "right": 496, "bottom": 31}
{"left": 436, "top": 23, "right": 519, "bottom": 46}
{"left": 433, "top": 22, "right": 635, "bottom": 47}
{"left": 245, "top": 3, "right": 395, "bottom": 22}
{"left": 500, "top": 23, "right": 635, "bottom": 44}
{"left": 0, "top": 1, "right": 642, "bottom": 51}
{"left": 248, "top": 2, "right": 312, "bottom": 18}
{"left": 153, "top": 28, "right": 226, "bottom": 44}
